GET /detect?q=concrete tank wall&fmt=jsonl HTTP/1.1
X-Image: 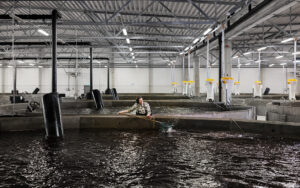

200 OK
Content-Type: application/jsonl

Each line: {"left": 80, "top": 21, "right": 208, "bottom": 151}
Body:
{"left": 266, "top": 101, "right": 300, "bottom": 123}
{"left": 1, "top": 115, "right": 300, "bottom": 139}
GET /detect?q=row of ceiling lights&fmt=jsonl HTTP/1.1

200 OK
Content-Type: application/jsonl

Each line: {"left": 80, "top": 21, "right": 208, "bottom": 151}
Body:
{"left": 181, "top": 26, "right": 220, "bottom": 55}
{"left": 240, "top": 37, "right": 298, "bottom": 67}
{"left": 122, "top": 28, "right": 137, "bottom": 67}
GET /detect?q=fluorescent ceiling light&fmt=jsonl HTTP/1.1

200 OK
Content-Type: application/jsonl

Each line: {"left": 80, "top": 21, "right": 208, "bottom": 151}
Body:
{"left": 132, "top": 56, "right": 135, "bottom": 59}
{"left": 292, "top": 52, "right": 300, "bottom": 55}
{"left": 275, "top": 55, "right": 283, "bottom": 59}
{"left": 269, "top": 64, "right": 274, "bottom": 67}
{"left": 131, "top": 52, "right": 134, "bottom": 56}
{"left": 281, "top": 38, "right": 294, "bottom": 43}
{"left": 29, "top": 63, "right": 34, "bottom": 66}
{"left": 280, "top": 63, "right": 287, "bottom": 66}
{"left": 104, "top": 65, "right": 107, "bottom": 68}
{"left": 122, "top": 28, "right": 127, "bottom": 36}
{"left": 203, "top": 28, "right": 212, "bottom": 36}
{"left": 135, "top": 65, "right": 138, "bottom": 68}
{"left": 7, "top": 65, "right": 12, "bottom": 68}
{"left": 179, "top": 52, "right": 184, "bottom": 55}
{"left": 37, "top": 29, "right": 49, "bottom": 36}
{"left": 38, "top": 66, "right": 43, "bottom": 68}
{"left": 193, "top": 38, "right": 200, "bottom": 44}
{"left": 257, "top": 47, "right": 267, "bottom": 51}
{"left": 184, "top": 47, "right": 189, "bottom": 51}
{"left": 126, "top": 38, "right": 130, "bottom": 44}
{"left": 233, "top": 55, "right": 239, "bottom": 59}
{"left": 133, "top": 61, "right": 137, "bottom": 63}
{"left": 17, "top": 60, "right": 24, "bottom": 64}
{"left": 243, "top": 52, "right": 251, "bottom": 55}
{"left": 255, "top": 61, "right": 259, "bottom": 63}
{"left": 129, "top": 47, "right": 133, "bottom": 51}
{"left": 245, "top": 63, "right": 250, "bottom": 65}
{"left": 199, "top": 37, "right": 205, "bottom": 42}
{"left": 168, "top": 63, "right": 171, "bottom": 66}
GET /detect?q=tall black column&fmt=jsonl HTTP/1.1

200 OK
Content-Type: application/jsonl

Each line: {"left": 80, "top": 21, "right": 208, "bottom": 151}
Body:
{"left": 90, "top": 47, "right": 93, "bottom": 92}
{"left": 107, "top": 61, "right": 110, "bottom": 89}
{"left": 52, "top": 9, "right": 58, "bottom": 93}
{"left": 42, "top": 9, "right": 63, "bottom": 140}
{"left": 105, "top": 61, "right": 111, "bottom": 94}
{"left": 218, "top": 34, "right": 222, "bottom": 102}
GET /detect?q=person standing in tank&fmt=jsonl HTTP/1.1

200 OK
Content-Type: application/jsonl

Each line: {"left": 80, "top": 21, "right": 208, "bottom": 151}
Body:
{"left": 118, "top": 96, "right": 152, "bottom": 119}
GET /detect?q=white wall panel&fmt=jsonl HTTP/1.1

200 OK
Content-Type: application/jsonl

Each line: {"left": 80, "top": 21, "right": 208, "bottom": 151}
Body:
{"left": 0, "top": 67, "right": 298, "bottom": 95}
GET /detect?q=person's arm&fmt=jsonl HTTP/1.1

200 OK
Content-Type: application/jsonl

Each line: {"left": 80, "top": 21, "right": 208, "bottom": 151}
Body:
{"left": 118, "top": 103, "right": 137, "bottom": 114}
{"left": 145, "top": 103, "right": 152, "bottom": 119}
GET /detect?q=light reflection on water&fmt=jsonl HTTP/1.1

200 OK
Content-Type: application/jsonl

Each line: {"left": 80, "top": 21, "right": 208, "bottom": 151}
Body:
{"left": 61, "top": 106, "right": 218, "bottom": 115}
{"left": 0, "top": 130, "right": 300, "bottom": 187}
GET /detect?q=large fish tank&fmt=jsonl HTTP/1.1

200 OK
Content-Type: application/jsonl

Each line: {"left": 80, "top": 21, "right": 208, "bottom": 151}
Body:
{"left": 1, "top": 129, "right": 300, "bottom": 187}
{"left": 0, "top": 94, "right": 299, "bottom": 187}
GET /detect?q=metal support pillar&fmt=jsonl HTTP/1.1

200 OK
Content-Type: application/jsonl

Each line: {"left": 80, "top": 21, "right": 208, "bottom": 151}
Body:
{"left": 52, "top": 11, "right": 57, "bottom": 93}
{"left": 218, "top": 35, "right": 222, "bottom": 102}
{"left": 149, "top": 53, "right": 153, "bottom": 93}
{"left": 42, "top": 9, "right": 63, "bottom": 140}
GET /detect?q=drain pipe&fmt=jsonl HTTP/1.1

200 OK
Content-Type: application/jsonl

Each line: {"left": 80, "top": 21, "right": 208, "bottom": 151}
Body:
{"left": 86, "top": 47, "right": 94, "bottom": 99}
{"left": 105, "top": 60, "right": 111, "bottom": 94}
{"left": 90, "top": 47, "right": 93, "bottom": 91}
{"left": 42, "top": 9, "right": 63, "bottom": 140}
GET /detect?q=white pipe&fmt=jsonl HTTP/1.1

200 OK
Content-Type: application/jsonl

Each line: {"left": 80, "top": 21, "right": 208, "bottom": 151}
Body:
{"left": 182, "top": 55, "right": 185, "bottom": 94}
{"left": 238, "top": 57, "right": 240, "bottom": 82}
{"left": 282, "top": 65, "right": 285, "bottom": 94}
{"left": 12, "top": 8, "right": 17, "bottom": 106}
{"left": 294, "top": 37, "right": 297, "bottom": 79}
{"left": 75, "top": 30, "right": 78, "bottom": 99}
{"left": 258, "top": 52, "right": 261, "bottom": 81}
{"left": 188, "top": 51, "right": 191, "bottom": 81}
{"left": 221, "top": 24, "right": 225, "bottom": 77}
{"left": 206, "top": 36, "right": 210, "bottom": 79}
{"left": 171, "top": 63, "right": 174, "bottom": 83}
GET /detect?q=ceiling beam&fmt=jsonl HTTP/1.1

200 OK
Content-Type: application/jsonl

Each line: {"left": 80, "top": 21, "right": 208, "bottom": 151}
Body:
{"left": 0, "top": 14, "right": 53, "bottom": 20}
{"left": 0, "top": 0, "right": 238, "bottom": 5}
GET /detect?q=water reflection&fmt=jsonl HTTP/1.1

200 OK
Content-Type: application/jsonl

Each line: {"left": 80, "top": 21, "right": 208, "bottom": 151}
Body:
{"left": 60, "top": 106, "right": 217, "bottom": 115}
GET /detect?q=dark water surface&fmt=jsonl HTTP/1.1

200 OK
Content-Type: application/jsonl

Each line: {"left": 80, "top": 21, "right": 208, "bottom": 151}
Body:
{"left": 61, "top": 106, "right": 221, "bottom": 115}
{"left": 1, "top": 130, "right": 300, "bottom": 187}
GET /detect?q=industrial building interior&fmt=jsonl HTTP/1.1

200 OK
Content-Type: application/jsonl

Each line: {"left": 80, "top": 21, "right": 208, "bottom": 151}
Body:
{"left": 1, "top": 0, "right": 300, "bottom": 187}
